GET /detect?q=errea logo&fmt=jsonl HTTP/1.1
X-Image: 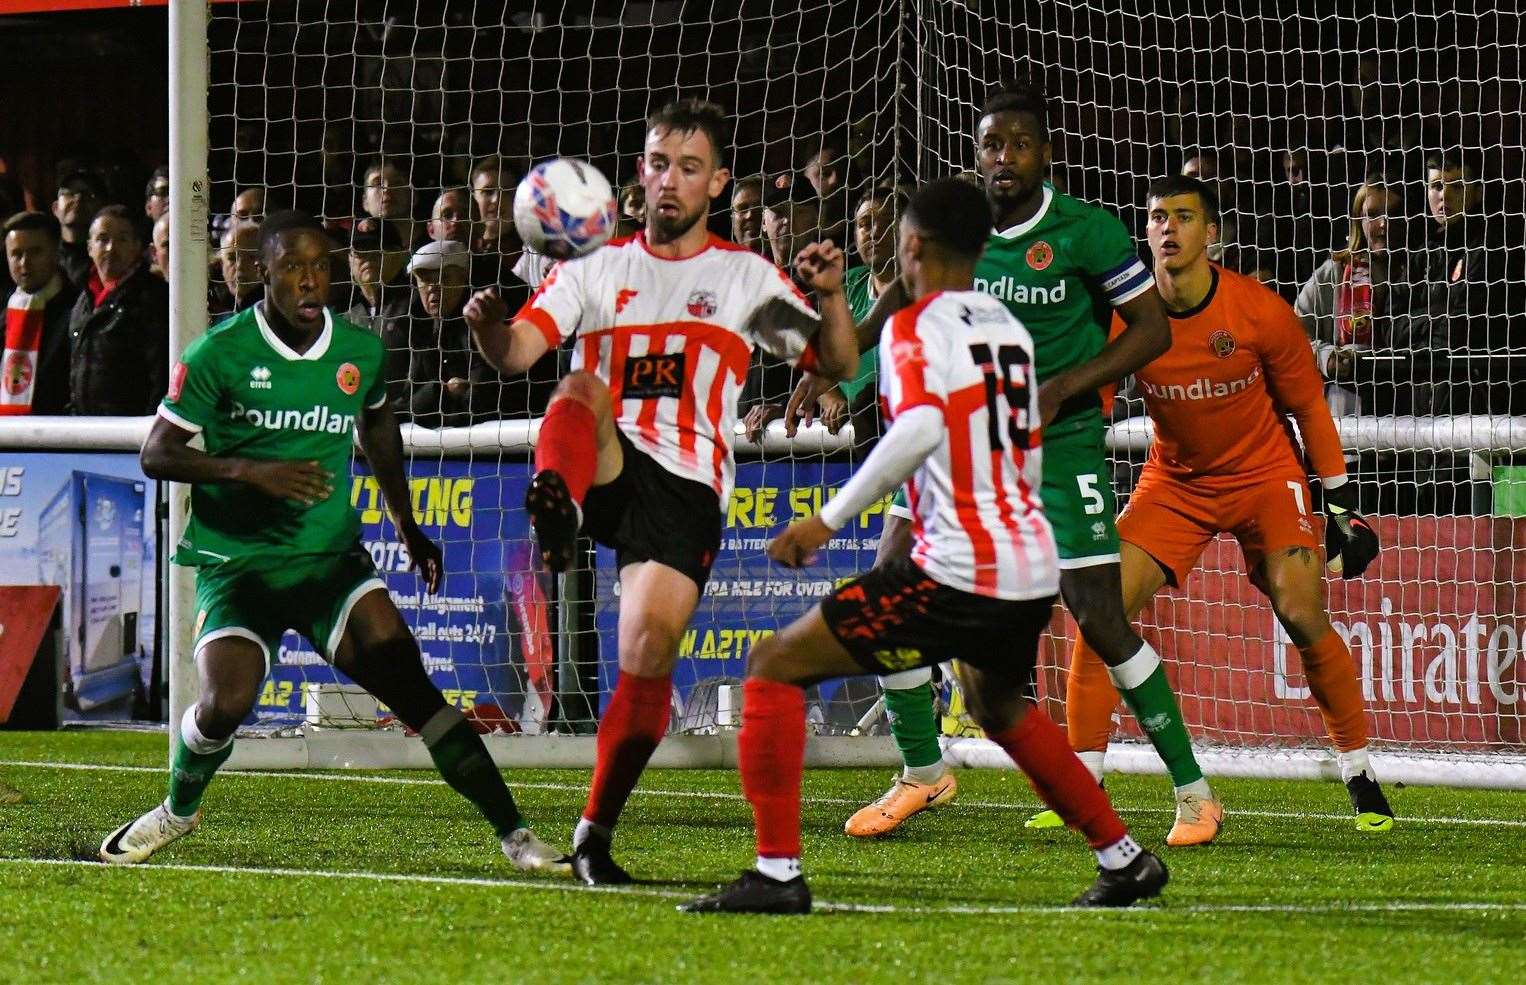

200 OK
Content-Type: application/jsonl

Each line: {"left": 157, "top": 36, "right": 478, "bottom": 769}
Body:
{"left": 249, "top": 366, "right": 273, "bottom": 390}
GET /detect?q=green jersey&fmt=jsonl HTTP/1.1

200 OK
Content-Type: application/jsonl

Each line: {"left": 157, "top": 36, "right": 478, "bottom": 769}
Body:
{"left": 840, "top": 265, "right": 882, "bottom": 402}
{"left": 160, "top": 305, "right": 388, "bottom": 566}
{"left": 974, "top": 185, "right": 1153, "bottom": 438}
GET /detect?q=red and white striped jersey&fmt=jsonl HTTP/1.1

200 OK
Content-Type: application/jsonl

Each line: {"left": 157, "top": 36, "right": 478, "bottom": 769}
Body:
{"left": 881, "top": 290, "right": 1058, "bottom": 600}
{"left": 516, "top": 232, "right": 820, "bottom": 497}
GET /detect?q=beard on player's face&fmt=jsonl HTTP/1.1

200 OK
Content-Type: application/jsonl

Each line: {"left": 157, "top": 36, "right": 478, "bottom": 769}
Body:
{"left": 646, "top": 200, "right": 704, "bottom": 242}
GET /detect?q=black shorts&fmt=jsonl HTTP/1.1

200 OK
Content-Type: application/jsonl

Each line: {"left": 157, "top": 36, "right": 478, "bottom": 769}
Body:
{"left": 581, "top": 429, "right": 723, "bottom": 589}
{"left": 820, "top": 556, "right": 1056, "bottom": 676}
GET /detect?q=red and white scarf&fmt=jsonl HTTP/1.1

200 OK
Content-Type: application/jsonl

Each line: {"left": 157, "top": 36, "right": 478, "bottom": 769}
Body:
{"left": 1, "top": 276, "right": 62, "bottom": 415}
{"left": 1333, "top": 256, "right": 1373, "bottom": 347}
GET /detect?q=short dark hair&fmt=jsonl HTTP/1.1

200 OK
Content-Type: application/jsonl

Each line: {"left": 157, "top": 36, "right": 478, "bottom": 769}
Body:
{"left": 980, "top": 77, "right": 1050, "bottom": 142}
{"left": 904, "top": 179, "right": 992, "bottom": 259}
{"left": 1146, "top": 174, "right": 1221, "bottom": 225}
{"left": 259, "top": 209, "right": 329, "bottom": 259}
{"left": 646, "top": 98, "right": 729, "bottom": 165}
{"left": 3, "top": 211, "right": 61, "bottom": 243}
{"left": 144, "top": 165, "right": 170, "bottom": 197}
{"left": 856, "top": 181, "right": 909, "bottom": 216}
{"left": 58, "top": 170, "right": 105, "bottom": 199}
{"left": 731, "top": 174, "right": 764, "bottom": 199}
{"left": 1425, "top": 148, "right": 1481, "bottom": 181}
{"left": 92, "top": 204, "right": 143, "bottom": 240}
{"left": 362, "top": 157, "right": 408, "bottom": 184}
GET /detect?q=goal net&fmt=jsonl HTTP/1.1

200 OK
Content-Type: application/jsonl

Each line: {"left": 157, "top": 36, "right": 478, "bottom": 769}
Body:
{"left": 187, "top": 2, "right": 1526, "bottom": 785}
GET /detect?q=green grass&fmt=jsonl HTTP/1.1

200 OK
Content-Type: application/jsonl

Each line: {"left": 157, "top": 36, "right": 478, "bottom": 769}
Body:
{"left": 1, "top": 730, "right": 1522, "bottom": 984}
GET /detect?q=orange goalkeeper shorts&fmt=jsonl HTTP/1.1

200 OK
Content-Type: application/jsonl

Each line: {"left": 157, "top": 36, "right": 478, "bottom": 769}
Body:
{"left": 1117, "top": 469, "right": 1320, "bottom": 587}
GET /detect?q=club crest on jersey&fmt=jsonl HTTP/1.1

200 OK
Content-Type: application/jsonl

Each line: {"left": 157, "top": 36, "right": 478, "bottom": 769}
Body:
{"left": 1208, "top": 330, "right": 1236, "bottom": 358}
{"left": 249, "top": 366, "right": 272, "bottom": 390}
{"left": 686, "top": 289, "right": 718, "bottom": 319}
{"left": 1026, "top": 240, "right": 1054, "bottom": 270}
{"left": 336, "top": 362, "right": 361, "bottom": 395}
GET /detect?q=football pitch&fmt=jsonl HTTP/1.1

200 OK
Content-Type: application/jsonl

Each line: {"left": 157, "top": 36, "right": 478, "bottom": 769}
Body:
{"left": 1, "top": 731, "right": 1522, "bottom": 984}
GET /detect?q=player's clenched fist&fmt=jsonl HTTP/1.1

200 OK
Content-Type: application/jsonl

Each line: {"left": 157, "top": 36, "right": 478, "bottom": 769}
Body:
{"left": 463, "top": 288, "right": 509, "bottom": 333}
{"left": 767, "top": 515, "right": 833, "bottom": 569}
{"left": 793, "top": 240, "right": 845, "bottom": 294}
{"left": 236, "top": 459, "right": 333, "bottom": 506}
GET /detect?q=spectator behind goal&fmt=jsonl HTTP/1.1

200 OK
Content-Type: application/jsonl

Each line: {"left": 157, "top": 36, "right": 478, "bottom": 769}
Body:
{"left": 2, "top": 211, "right": 79, "bottom": 415}
{"left": 67, "top": 205, "right": 169, "bottom": 415}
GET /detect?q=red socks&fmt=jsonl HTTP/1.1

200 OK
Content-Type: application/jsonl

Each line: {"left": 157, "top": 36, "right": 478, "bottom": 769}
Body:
{"left": 989, "top": 708, "right": 1128, "bottom": 849}
{"left": 739, "top": 677, "right": 807, "bottom": 859}
{"left": 536, "top": 397, "right": 597, "bottom": 503}
{"left": 581, "top": 671, "right": 672, "bottom": 829}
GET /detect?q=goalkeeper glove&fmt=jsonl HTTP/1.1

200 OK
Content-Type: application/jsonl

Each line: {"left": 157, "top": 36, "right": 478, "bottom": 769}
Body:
{"left": 1322, "top": 480, "right": 1379, "bottom": 578}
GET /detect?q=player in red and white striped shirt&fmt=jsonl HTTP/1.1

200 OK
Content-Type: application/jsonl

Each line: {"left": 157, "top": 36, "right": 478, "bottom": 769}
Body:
{"left": 465, "top": 99, "right": 859, "bottom": 886}
{"left": 681, "top": 179, "right": 1166, "bottom": 914}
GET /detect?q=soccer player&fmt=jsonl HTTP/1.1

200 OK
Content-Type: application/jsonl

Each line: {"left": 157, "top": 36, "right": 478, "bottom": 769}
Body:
{"left": 463, "top": 100, "right": 859, "bottom": 885}
{"left": 99, "top": 211, "right": 568, "bottom": 872}
{"left": 681, "top": 179, "right": 1168, "bottom": 914}
{"left": 1063, "top": 174, "right": 1393, "bottom": 829}
{"left": 803, "top": 81, "right": 1221, "bottom": 844}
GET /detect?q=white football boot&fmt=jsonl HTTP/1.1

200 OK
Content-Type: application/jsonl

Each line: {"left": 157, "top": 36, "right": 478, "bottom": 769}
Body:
{"left": 99, "top": 800, "right": 201, "bottom": 864}
{"left": 501, "top": 827, "right": 573, "bottom": 875}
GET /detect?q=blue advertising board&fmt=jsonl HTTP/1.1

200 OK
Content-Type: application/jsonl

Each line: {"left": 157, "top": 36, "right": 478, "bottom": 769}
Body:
{"left": 594, "top": 460, "right": 892, "bottom": 719}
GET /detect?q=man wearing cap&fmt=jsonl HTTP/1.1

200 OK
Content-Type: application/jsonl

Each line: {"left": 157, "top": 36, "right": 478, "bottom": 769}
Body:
{"left": 52, "top": 171, "right": 104, "bottom": 288}
{"left": 396, "top": 240, "right": 477, "bottom": 428}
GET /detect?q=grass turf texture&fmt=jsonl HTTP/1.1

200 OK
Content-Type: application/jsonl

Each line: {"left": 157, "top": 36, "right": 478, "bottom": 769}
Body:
{"left": 1, "top": 731, "right": 1522, "bottom": 984}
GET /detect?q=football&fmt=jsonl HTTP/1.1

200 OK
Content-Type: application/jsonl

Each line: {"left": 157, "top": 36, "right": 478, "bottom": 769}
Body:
{"left": 512, "top": 157, "right": 617, "bottom": 260}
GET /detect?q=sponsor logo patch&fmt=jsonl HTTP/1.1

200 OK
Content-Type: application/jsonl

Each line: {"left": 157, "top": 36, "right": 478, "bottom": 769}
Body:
{"left": 621, "top": 352, "right": 686, "bottom": 399}
{"left": 249, "top": 365, "right": 272, "bottom": 390}
{"left": 615, "top": 288, "right": 638, "bottom": 313}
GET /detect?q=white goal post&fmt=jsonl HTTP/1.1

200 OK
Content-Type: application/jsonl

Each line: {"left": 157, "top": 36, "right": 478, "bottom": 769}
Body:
{"left": 86, "top": 2, "right": 1524, "bottom": 787}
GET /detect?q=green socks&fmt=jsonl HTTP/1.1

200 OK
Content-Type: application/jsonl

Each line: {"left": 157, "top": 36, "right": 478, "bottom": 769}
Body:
{"left": 421, "top": 706, "right": 525, "bottom": 838}
{"left": 883, "top": 678, "right": 945, "bottom": 776}
{"left": 1109, "top": 643, "right": 1205, "bottom": 790}
{"left": 167, "top": 707, "right": 234, "bottom": 817}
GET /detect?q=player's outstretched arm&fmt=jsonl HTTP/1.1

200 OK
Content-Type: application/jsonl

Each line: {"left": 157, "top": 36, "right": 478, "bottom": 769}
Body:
{"left": 1037, "top": 287, "right": 1171, "bottom": 424}
{"left": 140, "top": 415, "right": 333, "bottom": 506}
{"left": 356, "top": 400, "right": 443, "bottom": 592}
{"left": 463, "top": 288, "right": 553, "bottom": 377}
{"left": 768, "top": 405, "right": 942, "bottom": 568}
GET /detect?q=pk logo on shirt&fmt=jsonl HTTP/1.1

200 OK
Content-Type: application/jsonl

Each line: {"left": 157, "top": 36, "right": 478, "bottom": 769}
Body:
{"left": 623, "top": 352, "right": 686, "bottom": 399}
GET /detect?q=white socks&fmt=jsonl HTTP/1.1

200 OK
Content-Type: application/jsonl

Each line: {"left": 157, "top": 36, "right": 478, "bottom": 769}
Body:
{"left": 1076, "top": 750, "right": 1106, "bottom": 785}
{"left": 1094, "top": 834, "right": 1143, "bottom": 871}
{"left": 1337, "top": 747, "right": 1374, "bottom": 783}
{"left": 573, "top": 817, "right": 611, "bottom": 850}
{"left": 180, "top": 705, "right": 233, "bottom": 756}
{"left": 901, "top": 762, "right": 948, "bottom": 785}
{"left": 1105, "top": 642, "right": 1162, "bottom": 691}
{"left": 1175, "top": 778, "right": 1214, "bottom": 799}
{"left": 755, "top": 855, "right": 801, "bottom": 882}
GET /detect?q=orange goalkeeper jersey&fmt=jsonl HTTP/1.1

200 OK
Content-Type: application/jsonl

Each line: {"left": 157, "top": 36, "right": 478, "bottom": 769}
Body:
{"left": 1112, "top": 265, "right": 1347, "bottom": 485}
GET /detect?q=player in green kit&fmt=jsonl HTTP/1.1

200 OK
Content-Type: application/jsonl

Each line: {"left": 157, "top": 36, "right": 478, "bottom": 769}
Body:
{"left": 99, "top": 211, "right": 569, "bottom": 872}
{"left": 792, "top": 81, "right": 1224, "bottom": 846}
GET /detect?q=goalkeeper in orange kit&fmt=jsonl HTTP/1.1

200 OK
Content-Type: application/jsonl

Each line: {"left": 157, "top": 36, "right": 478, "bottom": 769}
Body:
{"left": 1064, "top": 174, "right": 1393, "bottom": 830}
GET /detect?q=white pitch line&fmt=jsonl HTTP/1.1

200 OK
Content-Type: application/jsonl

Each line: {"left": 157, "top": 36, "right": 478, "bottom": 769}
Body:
{"left": 2, "top": 857, "right": 1522, "bottom": 917}
{"left": 4, "top": 759, "right": 1525, "bottom": 829}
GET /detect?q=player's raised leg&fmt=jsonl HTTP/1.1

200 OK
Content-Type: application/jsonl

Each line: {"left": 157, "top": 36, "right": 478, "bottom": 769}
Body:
{"left": 570, "top": 560, "right": 699, "bottom": 885}
{"left": 845, "top": 505, "right": 957, "bottom": 838}
{"left": 100, "top": 635, "right": 263, "bottom": 863}
{"left": 526, "top": 370, "right": 624, "bottom": 573}
{"left": 1256, "top": 544, "right": 1394, "bottom": 830}
{"left": 331, "top": 587, "right": 570, "bottom": 871}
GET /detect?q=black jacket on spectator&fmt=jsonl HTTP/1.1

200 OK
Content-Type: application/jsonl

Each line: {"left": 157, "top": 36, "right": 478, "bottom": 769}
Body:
{"left": 344, "top": 276, "right": 412, "bottom": 391}
{"left": 1373, "top": 214, "right": 1526, "bottom": 416}
{"left": 207, "top": 282, "right": 262, "bottom": 326}
{"left": 67, "top": 265, "right": 169, "bottom": 415}
{"left": 4, "top": 274, "right": 79, "bottom": 415}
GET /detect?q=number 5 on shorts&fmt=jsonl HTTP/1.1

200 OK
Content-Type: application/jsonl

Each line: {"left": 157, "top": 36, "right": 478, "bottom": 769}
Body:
{"left": 1076, "top": 473, "right": 1105, "bottom": 515}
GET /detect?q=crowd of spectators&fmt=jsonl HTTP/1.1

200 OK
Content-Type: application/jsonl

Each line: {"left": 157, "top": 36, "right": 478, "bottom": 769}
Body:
{"left": 1, "top": 79, "right": 1521, "bottom": 513}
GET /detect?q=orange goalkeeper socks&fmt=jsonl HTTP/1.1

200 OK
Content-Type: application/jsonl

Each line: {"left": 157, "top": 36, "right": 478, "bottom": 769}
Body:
{"left": 1064, "top": 635, "right": 1121, "bottom": 755}
{"left": 1299, "top": 628, "right": 1369, "bottom": 753}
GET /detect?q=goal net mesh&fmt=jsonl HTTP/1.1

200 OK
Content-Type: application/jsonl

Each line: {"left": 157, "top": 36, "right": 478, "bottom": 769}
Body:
{"left": 204, "top": 1, "right": 1525, "bottom": 778}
